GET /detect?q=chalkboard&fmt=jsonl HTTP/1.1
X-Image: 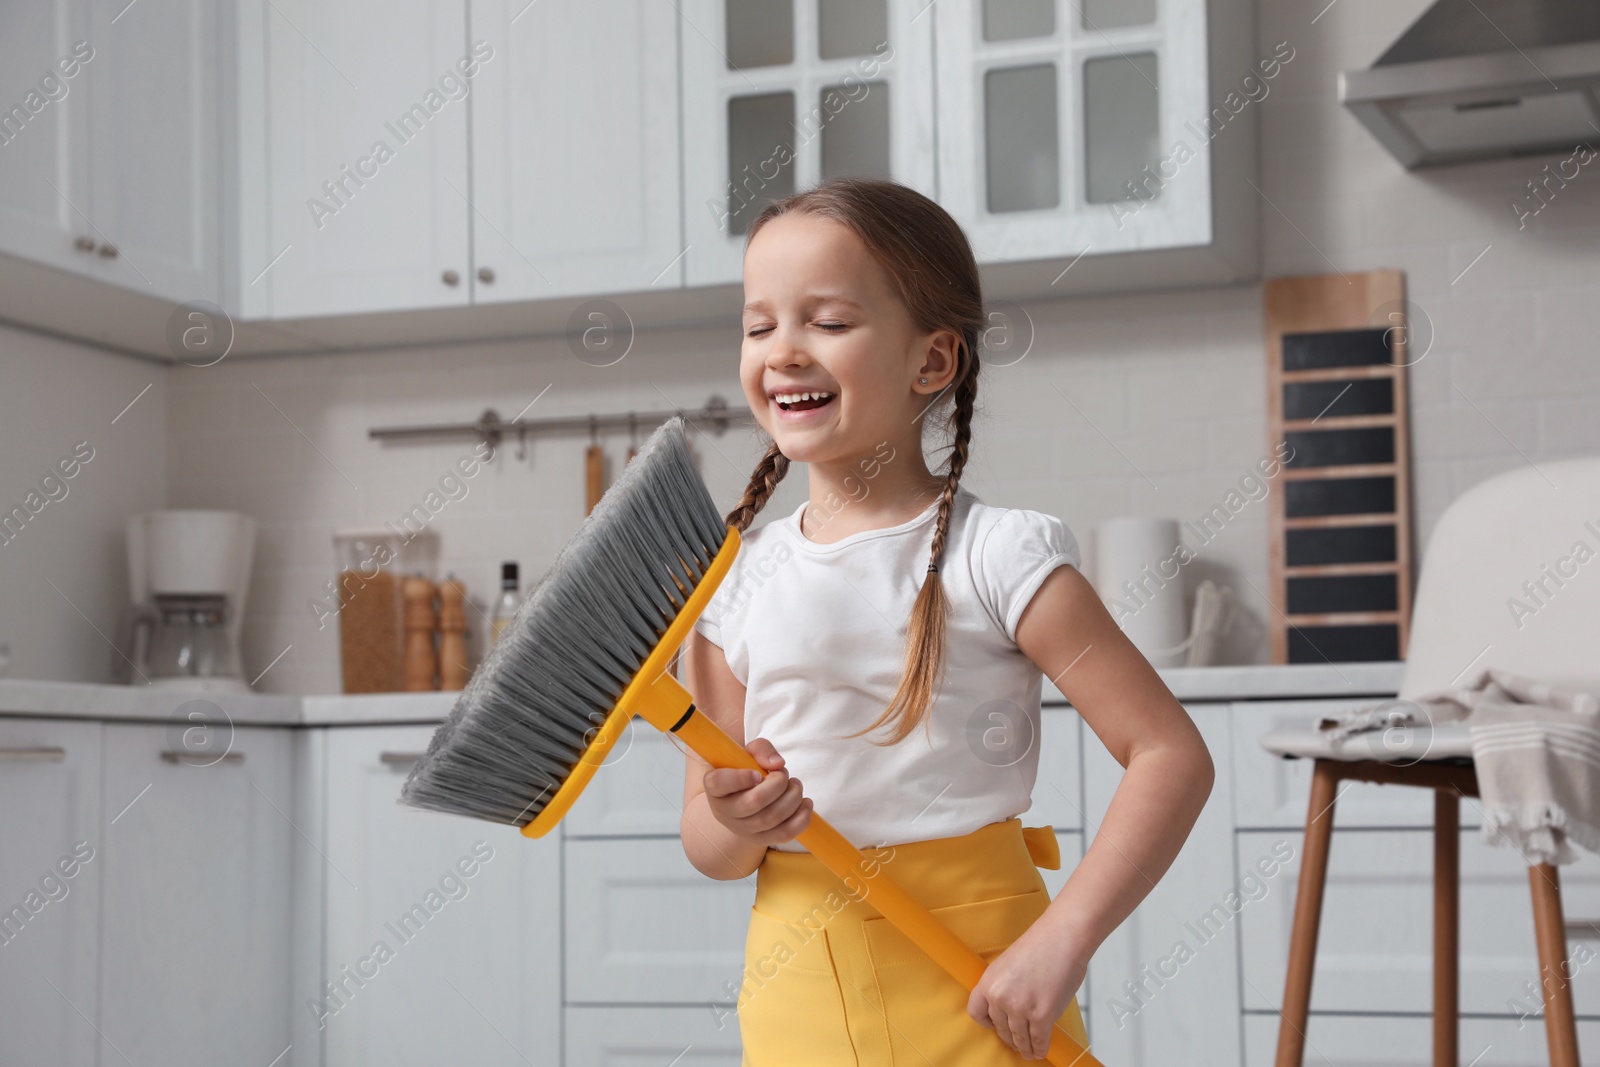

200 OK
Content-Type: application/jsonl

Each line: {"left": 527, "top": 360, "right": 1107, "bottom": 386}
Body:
{"left": 1264, "top": 272, "right": 1415, "bottom": 664}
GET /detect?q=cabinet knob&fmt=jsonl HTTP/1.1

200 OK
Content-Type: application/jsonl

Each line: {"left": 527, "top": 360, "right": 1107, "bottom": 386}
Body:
{"left": 477, "top": 267, "right": 495, "bottom": 284}
{"left": 97, "top": 243, "right": 119, "bottom": 259}
{"left": 441, "top": 269, "right": 461, "bottom": 287}
{"left": 73, "top": 236, "right": 95, "bottom": 253}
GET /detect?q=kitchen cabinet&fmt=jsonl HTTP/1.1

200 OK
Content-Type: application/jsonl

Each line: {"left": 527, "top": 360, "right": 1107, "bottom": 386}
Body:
{"left": 678, "top": 0, "right": 938, "bottom": 286}
{"left": 317, "top": 725, "right": 561, "bottom": 1067}
{"left": 565, "top": 836, "right": 756, "bottom": 1006}
{"left": 1238, "top": 827, "right": 1600, "bottom": 1018}
{"left": 566, "top": 1005, "right": 745, "bottom": 1064}
{"left": 467, "top": 0, "right": 685, "bottom": 301}
{"left": 261, "top": 0, "right": 473, "bottom": 318}
{"left": 0, "top": 718, "right": 102, "bottom": 1067}
{"left": 1241, "top": 1013, "right": 1600, "bottom": 1067}
{"left": 932, "top": 0, "right": 1259, "bottom": 290}
{"left": 98, "top": 722, "right": 293, "bottom": 1067}
{"left": 259, "top": 0, "right": 683, "bottom": 319}
{"left": 0, "top": 0, "right": 220, "bottom": 304}
{"left": 1080, "top": 701, "right": 1242, "bottom": 1067}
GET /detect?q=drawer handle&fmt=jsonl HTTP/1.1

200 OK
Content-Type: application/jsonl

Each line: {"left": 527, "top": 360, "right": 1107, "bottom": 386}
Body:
{"left": 0, "top": 746, "right": 66, "bottom": 762}
{"left": 380, "top": 751, "right": 425, "bottom": 767}
{"left": 160, "top": 749, "right": 244, "bottom": 765}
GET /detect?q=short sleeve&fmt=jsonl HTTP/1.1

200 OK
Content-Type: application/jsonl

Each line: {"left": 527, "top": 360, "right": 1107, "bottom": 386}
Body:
{"left": 693, "top": 587, "right": 726, "bottom": 649}
{"left": 975, "top": 509, "right": 1082, "bottom": 643}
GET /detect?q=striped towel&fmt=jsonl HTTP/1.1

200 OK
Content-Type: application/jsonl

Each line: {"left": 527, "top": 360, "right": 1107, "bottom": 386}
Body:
{"left": 1313, "top": 668, "right": 1600, "bottom": 864}
{"left": 1463, "top": 669, "right": 1600, "bottom": 866}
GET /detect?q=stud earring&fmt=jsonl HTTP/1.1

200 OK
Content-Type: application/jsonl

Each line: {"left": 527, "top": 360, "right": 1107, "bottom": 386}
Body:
{"left": 919, "top": 377, "right": 928, "bottom": 384}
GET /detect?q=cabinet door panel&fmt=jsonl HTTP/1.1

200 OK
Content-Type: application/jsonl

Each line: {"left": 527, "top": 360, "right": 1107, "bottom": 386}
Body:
{"left": 1232, "top": 700, "right": 1479, "bottom": 830}
{"left": 567, "top": 1005, "right": 744, "bottom": 1065}
{"left": 321, "top": 725, "right": 560, "bottom": 1067}
{"left": 469, "top": 0, "right": 683, "bottom": 301}
{"left": 1238, "top": 827, "right": 1600, "bottom": 1017}
{"left": 99, "top": 723, "right": 293, "bottom": 1067}
{"left": 1081, "top": 702, "right": 1240, "bottom": 1066}
{"left": 565, "top": 836, "right": 755, "bottom": 1005}
{"left": 564, "top": 718, "right": 690, "bottom": 838}
{"left": 88, "top": 0, "right": 220, "bottom": 302}
{"left": 933, "top": 1, "right": 1213, "bottom": 262}
{"left": 0, "top": 0, "right": 91, "bottom": 275}
{"left": 680, "top": 0, "right": 936, "bottom": 286}
{"left": 1023, "top": 706, "right": 1084, "bottom": 831}
{"left": 0, "top": 718, "right": 101, "bottom": 1067}
{"left": 265, "top": 0, "right": 471, "bottom": 316}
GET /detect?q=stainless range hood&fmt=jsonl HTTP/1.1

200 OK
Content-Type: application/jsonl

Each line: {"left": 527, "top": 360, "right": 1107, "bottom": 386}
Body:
{"left": 1339, "top": 0, "right": 1600, "bottom": 168}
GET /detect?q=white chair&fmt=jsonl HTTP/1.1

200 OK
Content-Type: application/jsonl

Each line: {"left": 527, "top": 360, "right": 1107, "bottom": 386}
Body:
{"left": 1259, "top": 455, "right": 1600, "bottom": 1067}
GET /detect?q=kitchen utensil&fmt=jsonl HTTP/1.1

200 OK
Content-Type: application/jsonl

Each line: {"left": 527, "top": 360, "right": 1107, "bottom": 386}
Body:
{"left": 403, "top": 575, "right": 438, "bottom": 691}
{"left": 398, "top": 417, "right": 1104, "bottom": 1067}
{"left": 438, "top": 577, "right": 469, "bottom": 689}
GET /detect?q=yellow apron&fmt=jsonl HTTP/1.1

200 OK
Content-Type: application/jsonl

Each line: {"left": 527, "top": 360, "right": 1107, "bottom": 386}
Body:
{"left": 736, "top": 816, "right": 1090, "bottom": 1065}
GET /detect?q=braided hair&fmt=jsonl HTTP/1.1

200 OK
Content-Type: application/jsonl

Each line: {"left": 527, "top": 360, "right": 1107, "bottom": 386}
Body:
{"left": 723, "top": 177, "right": 986, "bottom": 746}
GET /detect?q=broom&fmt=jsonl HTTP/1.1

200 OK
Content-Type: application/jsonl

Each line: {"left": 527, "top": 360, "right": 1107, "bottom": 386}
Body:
{"left": 399, "top": 416, "right": 1101, "bottom": 1067}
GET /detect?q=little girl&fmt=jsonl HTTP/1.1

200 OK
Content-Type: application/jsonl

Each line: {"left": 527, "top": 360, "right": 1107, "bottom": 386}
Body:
{"left": 680, "top": 177, "right": 1214, "bottom": 1064}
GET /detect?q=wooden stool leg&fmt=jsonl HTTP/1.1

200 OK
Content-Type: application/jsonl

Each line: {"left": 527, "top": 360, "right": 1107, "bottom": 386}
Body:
{"left": 1275, "top": 760, "right": 1339, "bottom": 1067}
{"left": 1432, "top": 790, "right": 1458, "bottom": 1067}
{"left": 1529, "top": 862, "right": 1580, "bottom": 1067}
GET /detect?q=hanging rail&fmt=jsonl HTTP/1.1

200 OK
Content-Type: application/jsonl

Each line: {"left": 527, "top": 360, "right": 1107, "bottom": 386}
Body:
{"left": 367, "top": 394, "right": 752, "bottom": 452}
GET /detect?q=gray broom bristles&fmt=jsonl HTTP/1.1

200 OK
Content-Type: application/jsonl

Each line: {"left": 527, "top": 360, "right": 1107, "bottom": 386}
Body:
{"left": 399, "top": 415, "right": 729, "bottom": 826}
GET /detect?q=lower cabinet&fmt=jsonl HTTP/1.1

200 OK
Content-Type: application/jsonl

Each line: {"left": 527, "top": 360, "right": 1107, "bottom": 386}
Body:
{"left": 99, "top": 723, "right": 295, "bottom": 1066}
{"left": 1242, "top": 1012, "right": 1600, "bottom": 1066}
{"left": 1231, "top": 698, "right": 1600, "bottom": 1065}
{"left": 565, "top": 1005, "right": 744, "bottom": 1064}
{"left": 1080, "top": 701, "right": 1243, "bottom": 1067}
{"left": 0, "top": 717, "right": 102, "bottom": 1067}
{"left": 315, "top": 724, "right": 561, "bottom": 1067}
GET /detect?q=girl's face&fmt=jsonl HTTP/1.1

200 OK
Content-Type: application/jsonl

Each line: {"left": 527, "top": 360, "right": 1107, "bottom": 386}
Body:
{"left": 740, "top": 212, "right": 953, "bottom": 466}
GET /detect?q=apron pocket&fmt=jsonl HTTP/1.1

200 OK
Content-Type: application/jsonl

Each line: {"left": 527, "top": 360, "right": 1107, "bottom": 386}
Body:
{"left": 737, "top": 905, "right": 858, "bottom": 1066}
{"left": 861, "top": 887, "right": 1056, "bottom": 1065}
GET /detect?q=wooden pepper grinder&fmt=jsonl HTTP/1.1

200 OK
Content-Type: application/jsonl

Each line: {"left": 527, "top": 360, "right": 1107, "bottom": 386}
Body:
{"left": 437, "top": 576, "right": 469, "bottom": 691}
{"left": 584, "top": 413, "right": 606, "bottom": 515}
{"left": 402, "top": 575, "right": 438, "bottom": 692}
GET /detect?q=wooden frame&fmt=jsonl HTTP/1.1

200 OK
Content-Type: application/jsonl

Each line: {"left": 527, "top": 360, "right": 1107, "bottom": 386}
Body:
{"left": 1263, "top": 269, "right": 1415, "bottom": 664}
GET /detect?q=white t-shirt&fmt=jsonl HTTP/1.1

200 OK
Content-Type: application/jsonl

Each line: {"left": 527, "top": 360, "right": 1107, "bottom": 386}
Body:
{"left": 691, "top": 484, "right": 1082, "bottom": 852}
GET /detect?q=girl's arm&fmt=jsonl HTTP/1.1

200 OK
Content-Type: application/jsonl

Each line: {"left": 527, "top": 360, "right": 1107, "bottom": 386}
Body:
{"left": 1013, "top": 561, "right": 1215, "bottom": 954}
{"left": 678, "top": 629, "right": 807, "bottom": 880}
{"left": 970, "top": 561, "right": 1214, "bottom": 1058}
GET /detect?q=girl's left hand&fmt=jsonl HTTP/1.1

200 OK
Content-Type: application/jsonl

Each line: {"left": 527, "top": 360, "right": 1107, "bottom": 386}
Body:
{"left": 966, "top": 918, "right": 1089, "bottom": 1060}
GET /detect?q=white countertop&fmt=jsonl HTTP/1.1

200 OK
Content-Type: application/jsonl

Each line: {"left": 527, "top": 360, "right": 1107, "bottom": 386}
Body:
{"left": 0, "top": 661, "right": 1405, "bottom": 726}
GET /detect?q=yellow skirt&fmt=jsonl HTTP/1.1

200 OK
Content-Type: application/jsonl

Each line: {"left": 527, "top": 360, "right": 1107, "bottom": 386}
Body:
{"left": 736, "top": 816, "right": 1089, "bottom": 1065}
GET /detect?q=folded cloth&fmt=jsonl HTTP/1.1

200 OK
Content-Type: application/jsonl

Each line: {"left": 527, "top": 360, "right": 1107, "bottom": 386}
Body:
{"left": 1315, "top": 696, "right": 1465, "bottom": 742}
{"left": 1316, "top": 668, "right": 1600, "bottom": 865}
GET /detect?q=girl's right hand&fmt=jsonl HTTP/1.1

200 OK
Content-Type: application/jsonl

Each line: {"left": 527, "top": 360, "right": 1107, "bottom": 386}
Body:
{"left": 701, "top": 737, "right": 814, "bottom": 847}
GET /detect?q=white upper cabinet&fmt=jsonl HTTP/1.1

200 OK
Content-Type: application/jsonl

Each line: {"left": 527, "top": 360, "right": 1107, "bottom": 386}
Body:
{"left": 934, "top": 0, "right": 1259, "bottom": 291}
{"left": 87, "top": 0, "right": 222, "bottom": 303}
{"left": 0, "top": 1, "right": 92, "bottom": 277}
{"left": 467, "top": 0, "right": 684, "bottom": 301}
{"left": 680, "top": 0, "right": 937, "bottom": 287}
{"left": 0, "top": 0, "right": 219, "bottom": 304}
{"left": 263, "top": 0, "right": 473, "bottom": 317}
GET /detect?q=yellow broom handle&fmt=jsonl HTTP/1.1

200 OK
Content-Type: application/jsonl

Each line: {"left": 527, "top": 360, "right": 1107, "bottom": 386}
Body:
{"left": 673, "top": 708, "right": 1102, "bottom": 1067}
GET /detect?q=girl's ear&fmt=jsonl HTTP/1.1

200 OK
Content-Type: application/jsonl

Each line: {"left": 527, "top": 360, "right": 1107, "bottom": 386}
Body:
{"left": 915, "top": 327, "right": 963, "bottom": 391}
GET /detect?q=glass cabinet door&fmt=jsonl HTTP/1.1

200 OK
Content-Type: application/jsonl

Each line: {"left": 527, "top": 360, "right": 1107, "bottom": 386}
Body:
{"left": 681, "top": 0, "right": 936, "bottom": 285}
{"left": 935, "top": 0, "right": 1213, "bottom": 265}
